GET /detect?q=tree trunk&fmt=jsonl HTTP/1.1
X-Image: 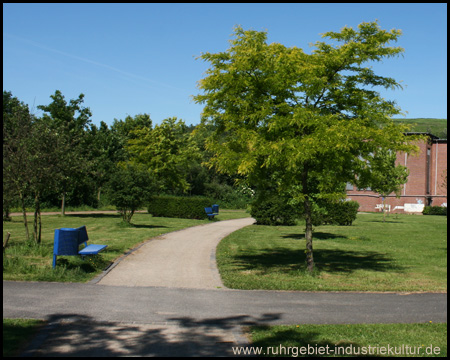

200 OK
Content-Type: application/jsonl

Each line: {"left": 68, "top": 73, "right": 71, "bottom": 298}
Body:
{"left": 302, "top": 166, "right": 314, "bottom": 273}
{"left": 124, "top": 209, "right": 134, "bottom": 224}
{"left": 61, "top": 192, "right": 66, "bottom": 216}
{"left": 304, "top": 195, "right": 314, "bottom": 273}
{"left": 3, "top": 232, "right": 11, "bottom": 253}
{"left": 33, "top": 193, "right": 42, "bottom": 244}
{"left": 19, "top": 192, "right": 30, "bottom": 241}
{"left": 3, "top": 198, "right": 11, "bottom": 221}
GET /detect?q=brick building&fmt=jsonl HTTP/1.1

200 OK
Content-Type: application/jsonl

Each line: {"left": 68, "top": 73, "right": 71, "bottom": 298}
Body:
{"left": 346, "top": 133, "right": 447, "bottom": 213}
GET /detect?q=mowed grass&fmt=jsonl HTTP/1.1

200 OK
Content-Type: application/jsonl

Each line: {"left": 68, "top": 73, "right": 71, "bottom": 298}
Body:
{"left": 249, "top": 323, "right": 447, "bottom": 357}
{"left": 216, "top": 213, "right": 447, "bottom": 292}
{"left": 3, "top": 209, "right": 250, "bottom": 283}
{"left": 3, "top": 319, "right": 46, "bottom": 357}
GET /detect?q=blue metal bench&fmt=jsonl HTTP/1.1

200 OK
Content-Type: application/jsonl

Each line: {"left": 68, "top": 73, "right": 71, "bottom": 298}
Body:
{"left": 53, "top": 225, "right": 107, "bottom": 268}
{"left": 205, "top": 204, "right": 219, "bottom": 219}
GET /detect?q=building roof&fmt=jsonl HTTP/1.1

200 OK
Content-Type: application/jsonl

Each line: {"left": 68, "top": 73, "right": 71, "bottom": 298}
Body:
{"left": 404, "top": 132, "right": 447, "bottom": 143}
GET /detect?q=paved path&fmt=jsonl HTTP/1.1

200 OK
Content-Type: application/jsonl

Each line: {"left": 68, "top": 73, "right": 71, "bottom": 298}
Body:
{"left": 97, "top": 218, "right": 255, "bottom": 289}
{"left": 3, "top": 217, "right": 447, "bottom": 356}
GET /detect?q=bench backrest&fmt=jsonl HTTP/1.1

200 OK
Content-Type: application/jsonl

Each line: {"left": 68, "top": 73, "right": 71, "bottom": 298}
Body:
{"left": 205, "top": 207, "right": 213, "bottom": 214}
{"left": 53, "top": 226, "right": 89, "bottom": 256}
{"left": 53, "top": 228, "right": 79, "bottom": 256}
{"left": 76, "top": 225, "right": 89, "bottom": 245}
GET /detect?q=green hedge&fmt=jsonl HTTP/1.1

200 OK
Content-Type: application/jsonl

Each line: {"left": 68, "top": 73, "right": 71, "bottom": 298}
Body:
{"left": 423, "top": 206, "right": 447, "bottom": 216}
{"left": 147, "top": 196, "right": 214, "bottom": 219}
{"left": 312, "top": 200, "right": 360, "bottom": 226}
{"left": 250, "top": 193, "right": 300, "bottom": 226}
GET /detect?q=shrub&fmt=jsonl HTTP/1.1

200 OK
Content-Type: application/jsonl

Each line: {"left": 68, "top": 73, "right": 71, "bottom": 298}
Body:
{"left": 250, "top": 193, "right": 300, "bottom": 226}
{"left": 106, "top": 163, "right": 154, "bottom": 223}
{"left": 147, "top": 196, "right": 214, "bottom": 219}
{"left": 423, "top": 206, "right": 447, "bottom": 216}
{"left": 204, "top": 181, "right": 253, "bottom": 209}
{"left": 312, "top": 200, "right": 360, "bottom": 226}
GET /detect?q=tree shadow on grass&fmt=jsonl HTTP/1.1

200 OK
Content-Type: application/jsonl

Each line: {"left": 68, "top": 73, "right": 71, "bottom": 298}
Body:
{"left": 282, "top": 232, "right": 347, "bottom": 241}
{"left": 366, "top": 218, "right": 405, "bottom": 223}
{"left": 54, "top": 257, "right": 110, "bottom": 274}
{"left": 129, "top": 224, "right": 168, "bottom": 229}
{"left": 114, "top": 221, "right": 168, "bottom": 229}
{"left": 66, "top": 213, "right": 120, "bottom": 219}
{"left": 232, "top": 247, "right": 404, "bottom": 274}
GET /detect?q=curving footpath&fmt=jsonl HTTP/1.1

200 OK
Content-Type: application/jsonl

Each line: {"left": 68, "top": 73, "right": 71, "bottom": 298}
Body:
{"left": 3, "top": 218, "right": 447, "bottom": 357}
{"left": 96, "top": 217, "right": 255, "bottom": 288}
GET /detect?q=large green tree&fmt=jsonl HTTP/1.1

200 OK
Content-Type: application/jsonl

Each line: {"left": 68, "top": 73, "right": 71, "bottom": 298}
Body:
{"left": 127, "top": 117, "right": 200, "bottom": 194}
{"left": 3, "top": 91, "right": 35, "bottom": 239}
{"left": 3, "top": 91, "right": 67, "bottom": 243}
{"left": 194, "top": 22, "right": 419, "bottom": 272}
{"left": 88, "top": 121, "right": 128, "bottom": 205}
{"left": 37, "top": 90, "right": 93, "bottom": 215}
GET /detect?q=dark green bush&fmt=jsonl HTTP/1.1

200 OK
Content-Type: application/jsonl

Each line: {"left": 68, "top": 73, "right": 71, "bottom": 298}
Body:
{"left": 250, "top": 193, "right": 300, "bottom": 226}
{"left": 423, "top": 206, "right": 447, "bottom": 216}
{"left": 204, "top": 181, "right": 252, "bottom": 209}
{"left": 107, "top": 163, "right": 154, "bottom": 223}
{"left": 147, "top": 196, "right": 214, "bottom": 219}
{"left": 312, "top": 200, "right": 360, "bottom": 226}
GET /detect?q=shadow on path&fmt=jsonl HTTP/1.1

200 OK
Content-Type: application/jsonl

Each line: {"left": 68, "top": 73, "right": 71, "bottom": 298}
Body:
{"left": 22, "top": 312, "right": 282, "bottom": 357}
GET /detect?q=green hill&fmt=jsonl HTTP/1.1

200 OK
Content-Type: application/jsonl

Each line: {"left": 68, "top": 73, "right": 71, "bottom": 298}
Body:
{"left": 393, "top": 118, "right": 447, "bottom": 139}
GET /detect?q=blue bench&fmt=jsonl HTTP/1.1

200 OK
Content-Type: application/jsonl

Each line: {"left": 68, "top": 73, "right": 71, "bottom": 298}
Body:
{"left": 52, "top": 226, "right": 107, "bottom": 268}
{"left": 205, "top": 204, "right": 219, "bottom": 219}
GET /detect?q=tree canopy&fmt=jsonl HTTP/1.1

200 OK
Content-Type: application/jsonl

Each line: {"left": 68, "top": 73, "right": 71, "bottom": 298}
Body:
{"left": 127, "top": 117, "right": 200, "bottom": 194}
{"left": 194, "top": 22, "right": 420, "bottom": 272}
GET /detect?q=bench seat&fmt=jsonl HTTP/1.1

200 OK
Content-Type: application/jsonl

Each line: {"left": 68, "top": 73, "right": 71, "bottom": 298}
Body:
{"left": 78, "top": 244, "right": 107, "bottom": 256}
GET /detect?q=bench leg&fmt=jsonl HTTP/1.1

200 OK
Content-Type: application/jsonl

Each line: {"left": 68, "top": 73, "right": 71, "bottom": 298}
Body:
{"left": 52, "top": 255, "right": 57, "bottom": 269}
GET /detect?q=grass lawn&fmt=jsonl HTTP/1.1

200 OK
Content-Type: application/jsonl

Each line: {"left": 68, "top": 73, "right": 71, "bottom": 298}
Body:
{"left": 2, "top": 209, "right": 250, "bottom": 283}
{"left": 216, "top": 213, "right": 447, "bottom": 292}
{"left": 247, "top": 323, "right": 447, "bottom": 357}
{"left": 3, "top": 319, "right": 46, "bottom": 357}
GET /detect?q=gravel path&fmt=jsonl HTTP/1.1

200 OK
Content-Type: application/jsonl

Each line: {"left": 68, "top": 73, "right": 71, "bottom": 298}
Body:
{"left": 97, "top": 218, "right": 256, "bottom": 289}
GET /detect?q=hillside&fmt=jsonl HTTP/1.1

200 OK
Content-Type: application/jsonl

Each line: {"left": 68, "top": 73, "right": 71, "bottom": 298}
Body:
{"left": 393, "top": 118, "right": 447, "bottom": 139}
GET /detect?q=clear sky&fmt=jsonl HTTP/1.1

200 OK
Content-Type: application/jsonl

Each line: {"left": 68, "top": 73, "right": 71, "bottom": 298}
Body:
{"left": 3, "top": 3, "right": 447, "bottom": 127}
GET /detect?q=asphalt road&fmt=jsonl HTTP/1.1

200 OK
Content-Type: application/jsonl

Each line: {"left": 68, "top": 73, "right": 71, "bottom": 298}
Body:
{"left": 3, "top": 281, "right": 447, "bottom": 326}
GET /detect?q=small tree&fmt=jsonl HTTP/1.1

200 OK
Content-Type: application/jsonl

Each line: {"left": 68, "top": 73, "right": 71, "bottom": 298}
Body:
{"left": 358, "top": 149, "right": 409, "bottom": 222}
{"left": 106, "top": 163, "right": 154, "bottom": 223}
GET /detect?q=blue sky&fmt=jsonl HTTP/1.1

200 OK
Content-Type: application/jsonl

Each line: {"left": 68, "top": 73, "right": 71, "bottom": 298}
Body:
{"left": 3, "top": 3, "right": 447, "bottom": 127}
